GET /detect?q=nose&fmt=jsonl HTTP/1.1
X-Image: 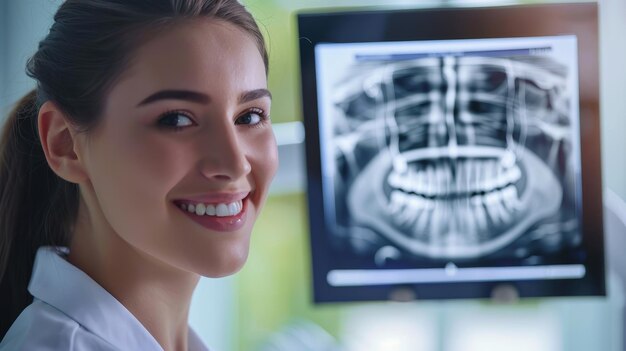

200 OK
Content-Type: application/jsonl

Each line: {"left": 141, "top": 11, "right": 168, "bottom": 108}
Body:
{"left": 198, "top": 123, "right": 251, "bottom": 182}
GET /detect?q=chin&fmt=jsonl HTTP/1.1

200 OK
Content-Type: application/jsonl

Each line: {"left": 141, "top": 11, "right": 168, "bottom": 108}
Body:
{"left": 197, "top": 245, "right": 250, "bottom": 278}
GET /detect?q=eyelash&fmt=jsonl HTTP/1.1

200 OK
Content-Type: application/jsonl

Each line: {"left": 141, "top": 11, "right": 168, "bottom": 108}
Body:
{"left": 156, "top": 108, "right": 270, "bottom": 132}
{"left": 156, "top": 110, "right": 195, "bottom": 132}
{"left": 236, "top": 107, "right": 270, "bottom": 129}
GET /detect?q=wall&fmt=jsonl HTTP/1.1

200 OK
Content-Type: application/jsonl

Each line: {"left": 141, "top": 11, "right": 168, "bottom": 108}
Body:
{"left": 0, "top": 0, "right": 61, "bottom": 116}
{"left": 599, "top": 0, "right": 626, "bottom": 202}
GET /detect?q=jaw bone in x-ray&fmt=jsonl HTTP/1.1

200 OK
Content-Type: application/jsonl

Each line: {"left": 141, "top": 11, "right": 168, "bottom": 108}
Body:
{"left": 330, "top": 55, "right": 580, "bottom": 262}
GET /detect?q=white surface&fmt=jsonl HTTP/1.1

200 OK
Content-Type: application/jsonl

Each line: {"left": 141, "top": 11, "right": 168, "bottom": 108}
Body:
{"left": 447, "top": 309, "right": 562, "bottom": 351}
{"left": 342, "top": 304, "right": 438, "bottom": 351}
{"left": 328, "top": 264, "right": 586, "bottom": 286}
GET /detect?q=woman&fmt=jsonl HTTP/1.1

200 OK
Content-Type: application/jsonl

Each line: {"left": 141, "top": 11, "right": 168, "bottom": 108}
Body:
{"left": 0, "top": 0, "right": 278, "bottom": 350}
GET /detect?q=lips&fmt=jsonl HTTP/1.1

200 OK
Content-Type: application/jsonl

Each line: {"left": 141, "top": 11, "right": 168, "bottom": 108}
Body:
{"left": 173, "top": 192, "right": 252, "bottom": 232}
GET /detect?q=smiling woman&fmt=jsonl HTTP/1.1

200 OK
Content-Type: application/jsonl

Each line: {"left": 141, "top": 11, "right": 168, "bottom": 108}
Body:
{"left": 0, "top": 1, "right": 277, "bottom": 350}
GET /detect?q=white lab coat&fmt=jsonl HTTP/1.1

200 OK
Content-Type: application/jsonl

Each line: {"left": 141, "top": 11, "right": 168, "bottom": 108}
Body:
{"left": 0, "top": 247, "right": 211, "bottom": 351}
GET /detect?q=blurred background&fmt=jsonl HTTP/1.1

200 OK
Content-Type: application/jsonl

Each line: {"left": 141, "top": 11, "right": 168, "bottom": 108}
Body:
{"left": 1, "top": 0, "right": 625, "bottom": 350}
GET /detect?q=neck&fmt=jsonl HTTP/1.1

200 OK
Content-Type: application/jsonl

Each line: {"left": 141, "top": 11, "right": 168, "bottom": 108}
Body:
{"left": 67, "top": 196, "right": 199, "bottom": 351}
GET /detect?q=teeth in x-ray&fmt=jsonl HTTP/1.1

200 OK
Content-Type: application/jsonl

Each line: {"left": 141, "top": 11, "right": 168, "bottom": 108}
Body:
{"left": 431, "top": 200, "right": 448, "bottom": 243}
{"left": 415, "top": 204, "right": 431, "bottom": 240}
{"left": 389, "top": 190, "right": 406, "bottom": 215}
{"left": 390, "top": 190, "right": 434, "bottom": 211}
{"left": 397, "top": 195, "right": 419, "bottom": 227}
{"left": 484, "top": 189, "right": 511, "bottom": 226}
{"left": 389, "top": 180, "right": 521, "bottom": 242}
{"left": 478, "top": 160, "right": 497, "bottom": 193}
{"left": 470, "top": 195, "right": 489, "bottom": 232}
{"left": 501, "top": 185, "right": 522, "bottom": 212}
{"left": 496, "top": 166, "right": 522, "bottom": 189}
{"left": 340, "top": 54, "right": 571, "bottom": 259}
{"left": 391, "top": 191, "right": 437, "bottom": 241}
{"left": 405, "top": 196, "right": 427, "bottom": 227}
{"left": 387, "top": 160, "right": 522, "bottom": 197}
{"left": 500, "top": 150, "right": 517, "bottom": 169}
{"left": 457, "top": 199, "right": 478, "bottom": 242}
{"left": 425, "top": 166, "right": 436, "bottom": 196}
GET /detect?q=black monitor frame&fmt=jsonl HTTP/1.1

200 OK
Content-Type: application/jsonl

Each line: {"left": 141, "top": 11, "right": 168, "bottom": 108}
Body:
{"left": 298, "top": 3, "right": 605, "bottom": 303}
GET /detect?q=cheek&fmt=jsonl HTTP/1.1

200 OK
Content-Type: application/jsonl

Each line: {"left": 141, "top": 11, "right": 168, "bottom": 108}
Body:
{"left": 99, "top": 125, "right": 191, "bottom": 180}
{"left": 85, "top": 128, "right": 192, "bottom": 232}
{"left": 248, "top": 130, "right": 279, "bottom": 192}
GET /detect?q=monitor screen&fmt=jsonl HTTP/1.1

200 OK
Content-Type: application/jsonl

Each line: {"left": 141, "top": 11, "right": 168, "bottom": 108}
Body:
{"left": 298, "top": 3, "right": 605, "bottom": 302}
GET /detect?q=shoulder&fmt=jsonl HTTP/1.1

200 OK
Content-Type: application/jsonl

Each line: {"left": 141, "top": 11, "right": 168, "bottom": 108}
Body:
{"left": 0, "top": 299, "right": 118, "bottom": 351}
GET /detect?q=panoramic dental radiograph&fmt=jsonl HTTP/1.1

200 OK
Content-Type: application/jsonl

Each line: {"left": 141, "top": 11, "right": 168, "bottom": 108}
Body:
{"left": 327, "top": 52, "right": 581, "bottom": 266}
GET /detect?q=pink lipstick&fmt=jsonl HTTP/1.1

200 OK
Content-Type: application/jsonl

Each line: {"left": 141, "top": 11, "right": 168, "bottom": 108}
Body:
{"left": 174, "top": 192, "right": 250, "bottom": 232}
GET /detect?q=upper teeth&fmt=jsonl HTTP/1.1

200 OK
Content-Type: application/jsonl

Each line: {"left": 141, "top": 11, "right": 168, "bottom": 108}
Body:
{"left": 387, "top": 159, "right": 522, "bottom": 197}
{"left": 179, "top": 200, "right": 243, "bottom": 217}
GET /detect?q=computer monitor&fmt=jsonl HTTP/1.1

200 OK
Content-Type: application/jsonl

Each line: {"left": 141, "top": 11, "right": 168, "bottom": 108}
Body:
{"left": 298, "top": 3, "right": 605, "bottom": 302}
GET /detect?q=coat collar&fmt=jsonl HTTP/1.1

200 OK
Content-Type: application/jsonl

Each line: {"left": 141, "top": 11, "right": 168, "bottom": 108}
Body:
{"left": 28, "top": 246, "right": 209, "bottom": 351}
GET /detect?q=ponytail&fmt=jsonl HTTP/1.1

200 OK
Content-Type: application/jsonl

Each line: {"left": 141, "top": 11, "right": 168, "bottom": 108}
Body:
{"left": 0, "top": 90, "right": 78, "bottom": 337}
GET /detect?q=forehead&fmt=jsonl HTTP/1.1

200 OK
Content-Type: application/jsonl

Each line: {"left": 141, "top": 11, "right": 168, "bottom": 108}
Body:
{"left": 106, "top": 19, "right": 266, "bottom": 106}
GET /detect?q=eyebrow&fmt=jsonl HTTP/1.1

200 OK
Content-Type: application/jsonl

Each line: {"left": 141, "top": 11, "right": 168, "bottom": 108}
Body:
{"left": 239, "top": 89, "right": 272, "bottom": 104}
{"left": 136, "top": 88, "right": 272, "bottom": 107}
{"left": 137, "top": 90, "right": 209, "bottom": 106}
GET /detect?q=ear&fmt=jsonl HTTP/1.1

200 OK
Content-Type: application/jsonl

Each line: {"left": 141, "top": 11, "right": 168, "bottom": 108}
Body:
{"left": 38, "top": 101, "right": 89, "bottom": 184}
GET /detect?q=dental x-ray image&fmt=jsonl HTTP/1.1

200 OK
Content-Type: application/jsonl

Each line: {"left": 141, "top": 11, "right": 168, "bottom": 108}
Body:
{"left": 300, "top": 4, "right": 605, "bottom": 302}
{"left": 313, "top": 36, "right": 586, "bottom": 287}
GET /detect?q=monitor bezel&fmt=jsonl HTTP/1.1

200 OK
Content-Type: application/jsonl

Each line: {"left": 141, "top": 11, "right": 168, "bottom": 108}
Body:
{"left": 297, "top": 3, "right": 605, "bottom": 303}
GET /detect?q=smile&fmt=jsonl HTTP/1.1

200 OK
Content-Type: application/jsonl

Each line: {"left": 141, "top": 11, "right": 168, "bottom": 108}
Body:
{"left": 178, "top": 200, "right": 243, "bottom": 217}
{"left": 174, "top": 192, "right": 251, "bottom": 232}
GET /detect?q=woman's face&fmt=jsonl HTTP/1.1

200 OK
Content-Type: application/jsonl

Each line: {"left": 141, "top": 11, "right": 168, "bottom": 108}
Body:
{"left": 77, "top": 19, "right": 277, "bottom": 277}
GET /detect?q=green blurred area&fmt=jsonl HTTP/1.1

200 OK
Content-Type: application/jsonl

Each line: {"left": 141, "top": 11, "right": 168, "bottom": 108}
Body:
{"left": 244, "top": 1, "right": 302, "bottom": 125}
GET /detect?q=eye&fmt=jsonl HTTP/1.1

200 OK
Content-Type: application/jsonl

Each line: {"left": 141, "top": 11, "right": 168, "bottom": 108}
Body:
{"left": 235, "top": 108, "right": 267, "bottom": 126}
{"left": 157, "top": 111, "right": 195, "bottom": 129}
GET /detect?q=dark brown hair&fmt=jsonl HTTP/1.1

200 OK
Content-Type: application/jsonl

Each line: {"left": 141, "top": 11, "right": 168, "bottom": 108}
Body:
{"left": 0, "top": 0, "right": 268, "bottom": 338}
